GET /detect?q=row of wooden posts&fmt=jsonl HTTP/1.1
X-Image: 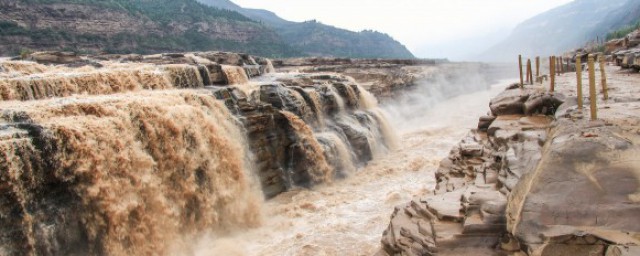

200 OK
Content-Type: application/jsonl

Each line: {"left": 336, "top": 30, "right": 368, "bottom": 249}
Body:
{"left": 518, "top": 54, "right": 608, "bottom": 120}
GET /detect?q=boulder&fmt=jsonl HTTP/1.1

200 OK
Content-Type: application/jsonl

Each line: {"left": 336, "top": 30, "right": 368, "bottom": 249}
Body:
{"left": 523, "top": 92, "right": 565, "bottom": 115}
{"left": 478, "top": 115, "right": 496, "bottom": 131}
{"left": 489, "top": 88, "right": 537, "bottom": 116}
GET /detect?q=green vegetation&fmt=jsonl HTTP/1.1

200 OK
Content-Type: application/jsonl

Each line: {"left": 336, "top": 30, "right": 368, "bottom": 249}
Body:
{"left": 279, "top": 21, "right": 414, "bottom": 59}
{"left": 24, "top": 0, "right": 253, "bottom": 23}
{"left": 606, "top": 20, "right": 640, "bottom": 40}
{"left": 196, "top": 0, "right": 415, "bottom": 59}
{"left": 1, "top": 0, "right": 411, "bottom": 58}
{"left": 1, "top": 0, "right": 303, "bottom": 57}
{"left": 0, "top": 20, "right": 300, "bottom": 56}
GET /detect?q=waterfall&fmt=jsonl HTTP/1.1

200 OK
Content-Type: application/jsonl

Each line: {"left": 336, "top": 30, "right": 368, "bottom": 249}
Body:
{"left": 304, "top": 89, "right": 326, "bottom": 127}
{"left": 220, "top": 65, "right": 249, "bottom": 85}
{"left": 0, "top": 56, "right": 399, "bottom": 255}
{"left": 0, "top": 91, "right": 262, "bottom": 255}
{"left": 0, "top": 60, "right": 50, "bottom": 75}
{"left": 280, "top": 111, "right": 334, "bottom": 184}
{"left": 0, "top": 64, "right": 206, "bottom": 101}
{"left": 326, "top": 84, "right": 346, "bottom": 114}
{"left": 316, "top": 131, "right": 357, "bottom": 177}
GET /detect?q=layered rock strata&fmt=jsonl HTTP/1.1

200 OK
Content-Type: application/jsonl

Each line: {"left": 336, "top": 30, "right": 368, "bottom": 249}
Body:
{"left": 379, "top": 71, "right": 640, "bottom": 255}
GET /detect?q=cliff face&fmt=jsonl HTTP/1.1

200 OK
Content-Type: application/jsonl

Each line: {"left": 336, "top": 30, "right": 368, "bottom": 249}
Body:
{"left": 196, "top": 0, "right": 416, "bottom": 59}
{"left": 0, "top": 0, "right": 298, "bottom": 57}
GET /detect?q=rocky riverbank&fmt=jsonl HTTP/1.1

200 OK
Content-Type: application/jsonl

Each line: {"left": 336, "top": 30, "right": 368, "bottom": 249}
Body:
{"left": 378, "top": 64, "right": 640, "bottom": 255}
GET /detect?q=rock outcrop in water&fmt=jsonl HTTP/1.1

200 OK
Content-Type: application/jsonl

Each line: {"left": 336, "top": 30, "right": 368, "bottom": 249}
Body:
{"left": 212, "top": 73, "right": 397, "bottom": 197}
{"left": 0, "top": 51, "right": 396, "bottom": 255}
{"left": 380, "top": 66, "right": 640, "bottom": 255}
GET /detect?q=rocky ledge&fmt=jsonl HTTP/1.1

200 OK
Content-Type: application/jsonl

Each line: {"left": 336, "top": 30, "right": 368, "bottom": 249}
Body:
{"left": 273, "top": 57, "right": 508, "bottom": 101}
{"left": 379, "top": 65, "right": 640, "bottom": 255}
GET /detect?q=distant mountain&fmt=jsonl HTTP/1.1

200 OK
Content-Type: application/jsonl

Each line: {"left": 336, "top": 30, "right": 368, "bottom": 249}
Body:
{"left": 0, "top": 0, "right": 301, "bottom": 57}
{"left": 482, "top": 0, "right": 640, "bottom": 61}
{"left": 196, "top": 0, "right": 415, "bottom": 59}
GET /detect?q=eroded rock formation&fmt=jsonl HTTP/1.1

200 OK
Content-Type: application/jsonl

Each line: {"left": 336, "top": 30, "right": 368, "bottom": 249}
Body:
{"left": 379, "top": 77, "right": 640, "bottom": 255}
{"left": 379, "top": 84, "right": 561, "bottom": 255}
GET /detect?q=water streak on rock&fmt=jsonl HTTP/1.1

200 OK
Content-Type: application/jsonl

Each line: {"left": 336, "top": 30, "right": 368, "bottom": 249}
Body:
{"left": 221, "top": 65, "right": 249, "bottom": 85}
{"left": 316, "top": 131, "right": 356, "bottom": 176}
{"left": 280, "top": 110, "right": 334, "bottom": 184}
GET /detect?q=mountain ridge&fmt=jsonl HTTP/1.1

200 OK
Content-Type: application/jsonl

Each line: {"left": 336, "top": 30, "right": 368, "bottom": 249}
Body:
{"left": 0, "top": 0, "right": 302, "bottom": 57}
{"left": 196, "top": 0, "right": 415, "bottom": 59}
{"left": 0, "top": 0, "right": 414, "bottom": 59}
{"left": 482, "top": 0, "right": 640, "bottom": 61}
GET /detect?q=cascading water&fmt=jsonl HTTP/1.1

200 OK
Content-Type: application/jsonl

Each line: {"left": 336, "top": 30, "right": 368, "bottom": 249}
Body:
{"left": 221, "top": 65, "right": 250, "bottom": 85}
{"left": 0, "top": 63, "right": 207, "bottom": 101}
{"left": 0, "top": 91, "right": 263, "bottom": 255}
{"left": 0, "top": 55, "right": 403, "bottom": 256}
{"left": 280, "top": 111, "right": 334, "bottom": 184}
{"left": 191, "top": 74, "right": 510, "bottom": 256}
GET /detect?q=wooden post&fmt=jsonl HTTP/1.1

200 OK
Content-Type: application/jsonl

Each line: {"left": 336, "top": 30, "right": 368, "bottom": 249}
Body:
{"left": 528, "top": 59, "right": 534, "bottom": 85}
{"left": 576, "top": 56, "right": 583, "bottom": 109}
{"left": 588, "top": 54, "right": 597, "bottom": 120}
{"left": 550, "top": 56, "right": 556, "bottom": 92}
{"left": 599, "top": 53, "right": 609, "bottom": 100}
{"left": 519, "top": 54, "right": 524, "bottom": 88}
{"left": 536, "top": 56, "right": 540, "bottom": 78}
{"left": 526, "top": 59, "right": 532, "bottom": 84}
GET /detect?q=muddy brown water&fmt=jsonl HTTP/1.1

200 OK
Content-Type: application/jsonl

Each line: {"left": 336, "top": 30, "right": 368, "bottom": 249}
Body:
{"left": 186, "top": 81, "right": 510, "bottom": 256}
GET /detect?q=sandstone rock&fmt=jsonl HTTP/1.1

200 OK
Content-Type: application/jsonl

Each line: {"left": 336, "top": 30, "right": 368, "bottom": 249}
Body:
{"left": 506, "top": 120, "right": 640, "bottom": 250}
{"left": 523, "top": 93, "right": 565, "bottom": 115}
{"left": 210, "top": 73, "right": 392, "bottom": 198}
{"left": 605, "top": 246, "right": 640, "bottom": 256}
{"left": 28, "top": 51, "right": 82, "bottom": 64}
{"left": 478, "top": 116, "right": 497, "bottom": 131}
{"left": 489, "top": 88, "right": 537, "bottom": 116}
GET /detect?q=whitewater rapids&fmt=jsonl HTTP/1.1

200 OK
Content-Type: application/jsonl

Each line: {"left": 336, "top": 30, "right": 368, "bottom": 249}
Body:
{"left": 190, "top": 81, "right": 510, "bottom": 256}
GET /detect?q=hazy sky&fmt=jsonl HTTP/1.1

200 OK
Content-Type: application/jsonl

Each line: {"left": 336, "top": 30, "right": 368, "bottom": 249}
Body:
{"left": 232, "top": 0, "right": 574, "bottom": 59}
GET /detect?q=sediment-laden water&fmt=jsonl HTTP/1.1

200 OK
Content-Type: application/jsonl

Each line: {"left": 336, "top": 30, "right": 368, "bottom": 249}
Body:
{"left": 190, "top": 80, "right": 509, "bottom": 256}
{"left": 0, "top": 55, "right": 399, "bottom": 255}
{"left": 0, "top": 54, "right": 507, "bottom": 255}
